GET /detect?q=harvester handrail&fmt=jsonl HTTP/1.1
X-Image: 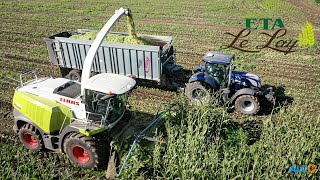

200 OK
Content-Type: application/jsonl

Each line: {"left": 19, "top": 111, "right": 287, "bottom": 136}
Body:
{"left": 85, "top": 111, "right": 107, "bottom": 127}
{"left": 59, "top": 111, "right": 94, "bottom": 132}
{"left": 59, "top": 109, "right": 73, "bottom": 134}
{"left": 59, "top": 109, "right": 109, "bottom": 134}
{"left": 19, "top": 70, "right": 38, "bottom": 87}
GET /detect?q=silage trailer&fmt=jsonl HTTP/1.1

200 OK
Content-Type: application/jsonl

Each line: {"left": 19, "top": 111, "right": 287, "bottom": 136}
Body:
{"left": 45, "top": 30, "right": 183, "bottom": 88}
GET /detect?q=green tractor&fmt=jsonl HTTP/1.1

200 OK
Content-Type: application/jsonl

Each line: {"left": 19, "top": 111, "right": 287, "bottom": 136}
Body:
{"left": 12, "top": 8, "right": 136, "bottom": 168}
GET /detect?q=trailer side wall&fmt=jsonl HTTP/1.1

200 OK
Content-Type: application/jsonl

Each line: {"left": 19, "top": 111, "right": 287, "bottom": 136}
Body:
{"left": 45, "top": 31, "right": 174, "bottom": 82}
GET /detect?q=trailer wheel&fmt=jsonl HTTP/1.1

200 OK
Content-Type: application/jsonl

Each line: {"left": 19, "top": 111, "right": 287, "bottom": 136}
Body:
{"left": 90, "top": 71, "right": 98, "bottom": 77}
{"left": 68, "top": 70, "right": 81, "bottom": 82}
{"left": 63, "top": 133, "right": 109, "bottom": 169}
{"left": 235, "top": 95, "right": 260, "bottom": 115}
{"left": 18, "top": 124, "right": 43, "bottom": 151}
{"left": 185, "top": 81, "right": 211, "bottom": 105}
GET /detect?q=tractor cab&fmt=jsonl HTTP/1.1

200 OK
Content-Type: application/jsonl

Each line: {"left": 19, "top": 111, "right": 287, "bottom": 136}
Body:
{"left": 203, "top": 51, "right": 234, "bottom": 87}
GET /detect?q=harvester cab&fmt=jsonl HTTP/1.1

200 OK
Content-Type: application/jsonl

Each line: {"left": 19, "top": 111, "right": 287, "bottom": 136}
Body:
{"left": 12, "top": 8, "right": 136, "bottom": 169}
{"left": 186, "top": 51, "right": 274, "bottom": 115}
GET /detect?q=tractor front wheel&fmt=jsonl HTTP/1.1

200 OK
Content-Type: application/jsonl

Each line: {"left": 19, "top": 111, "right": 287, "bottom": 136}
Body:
{"left": 18, "top": 124, "right": 43, "bottom": 151}
{"left": 185, "top": 81, "right": 211, "bottom": 105}
{"left": 235, "top": 95, "right": 260, "bottom": 115}
{"left": 63, "top": 133, "right": 108, "bottom": 169}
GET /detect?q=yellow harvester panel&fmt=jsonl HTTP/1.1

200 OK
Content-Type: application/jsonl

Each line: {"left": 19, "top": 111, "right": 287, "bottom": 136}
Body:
{"left": 12, "top": 90, "right": 73, "bottom": 133}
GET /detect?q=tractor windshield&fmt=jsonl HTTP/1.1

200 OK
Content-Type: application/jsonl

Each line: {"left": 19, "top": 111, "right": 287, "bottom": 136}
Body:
{"left": 205, "top": 63, "right": 226, "bottom": 85}
{"left": 85, "top": 89, "right": 127, "bottom": 124}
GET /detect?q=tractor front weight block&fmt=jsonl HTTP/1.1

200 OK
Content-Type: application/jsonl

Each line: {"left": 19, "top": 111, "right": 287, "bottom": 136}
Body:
{"left": 263, "top": 87, "right": 275, "bottom": 102}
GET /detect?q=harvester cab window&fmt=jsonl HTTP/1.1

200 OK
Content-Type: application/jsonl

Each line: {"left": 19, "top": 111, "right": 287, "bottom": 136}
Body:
{"left": 85, "top": 89, "right": 111, "bottom": 118}
{"left": 107, "top": 93, "right": 127, "bottom": 123}
{"left": 84, "top": 89, "right": 128, "bottom": 123}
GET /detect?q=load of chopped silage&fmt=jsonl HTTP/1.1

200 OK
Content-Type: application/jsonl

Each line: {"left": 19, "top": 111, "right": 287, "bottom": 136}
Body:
{"left": 71, "top": 15, "right": 153, "bottom": 45}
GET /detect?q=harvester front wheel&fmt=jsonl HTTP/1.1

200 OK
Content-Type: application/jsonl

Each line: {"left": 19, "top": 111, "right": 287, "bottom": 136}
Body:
{"left": 63, "top": 133, "right": 108, "bottom": 169}
{"left": 18, "top": 124, "right": 43, "bottom": 151}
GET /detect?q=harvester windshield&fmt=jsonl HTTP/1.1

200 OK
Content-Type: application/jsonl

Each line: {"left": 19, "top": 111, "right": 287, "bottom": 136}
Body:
{"left": 85, "top": 89, "right": 127, "bottom": 124}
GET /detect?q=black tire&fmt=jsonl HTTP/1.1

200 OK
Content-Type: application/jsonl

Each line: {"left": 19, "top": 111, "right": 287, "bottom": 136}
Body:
{"left": 185, "top": 81, "right": 211, "bottom": 105}
{"left": 90, "top": 71, "right": 98, "bottom": 77}
{"left": 68, "top": 70, "right": 81, "bottom": 82}
{"left": 18, "top": 124, "right": 43, "bottom": 151}
{"left": 63, "top": 133, "right": 109, "bottom": 169}
{"left": 235, "top": 95, "right": 260, "bottom": 115}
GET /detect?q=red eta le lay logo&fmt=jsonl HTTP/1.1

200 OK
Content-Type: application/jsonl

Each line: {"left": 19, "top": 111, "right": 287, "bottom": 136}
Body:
{"left": 222, "top": 18, "right": 298, "bottom": 55}
{"left": 60, "top": 97, "right": 80, "bottom": 106}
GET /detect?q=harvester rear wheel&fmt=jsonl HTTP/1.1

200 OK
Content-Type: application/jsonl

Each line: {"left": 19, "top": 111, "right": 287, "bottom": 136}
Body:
{"left": 18, "top": 124, "right": 43, "bottom": 151}
{"left": 63, "top": 133, "right": 109, "bottom": 169}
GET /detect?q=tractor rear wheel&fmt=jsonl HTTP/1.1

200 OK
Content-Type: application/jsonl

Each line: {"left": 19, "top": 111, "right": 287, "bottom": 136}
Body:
{"left": 18, "top": 124, "right": 43, "bottom": 151}
{"left": 235, "top": 95, "right": 260, "bottom": 115}
{"left": 185, "top": 81, "right": 211, "bottom": 105}
{"left": 63, "top": 133, "right": 109, "bottom": 169}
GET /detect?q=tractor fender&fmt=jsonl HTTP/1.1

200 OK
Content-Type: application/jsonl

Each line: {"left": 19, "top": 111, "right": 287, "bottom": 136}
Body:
{"left": 188, "top": 72, "right": 220, "bottom": 90}
{"left": 230, "top": 88, "right": 257, "bottom": 103}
